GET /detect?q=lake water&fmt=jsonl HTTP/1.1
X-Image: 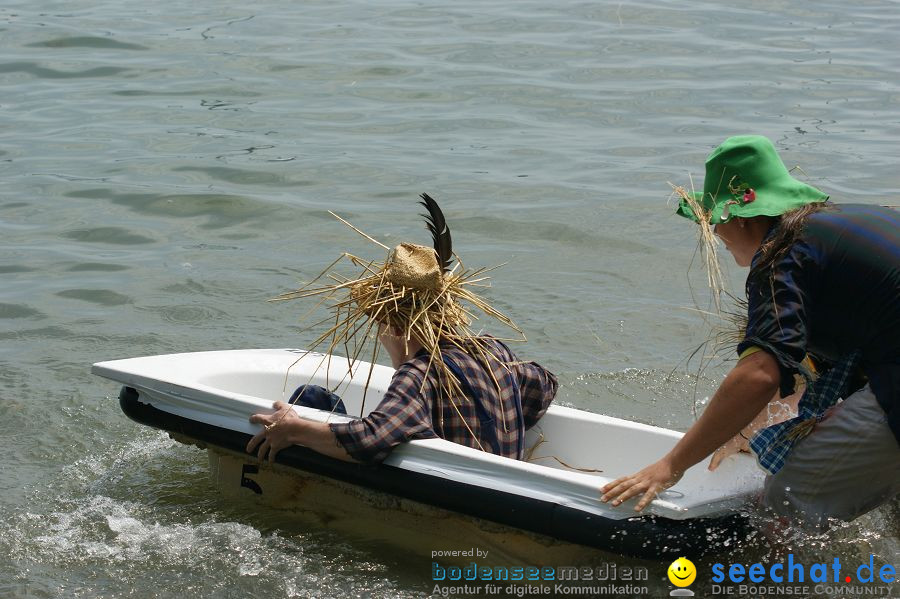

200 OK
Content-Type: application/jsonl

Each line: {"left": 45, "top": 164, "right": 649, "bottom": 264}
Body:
{"left": 1, "top": 0, "right": 898, "bottom": 597}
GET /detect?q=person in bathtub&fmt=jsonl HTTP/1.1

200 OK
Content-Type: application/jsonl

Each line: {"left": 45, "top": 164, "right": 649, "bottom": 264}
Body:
{"left": 247, "top": 194, "right": 557, "bottom": 464}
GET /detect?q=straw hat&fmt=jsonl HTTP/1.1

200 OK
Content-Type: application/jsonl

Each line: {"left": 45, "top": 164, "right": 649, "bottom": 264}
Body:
{"left": 273, "top": 193, "right": 522, "bottom": 424}
{"left": 385, "top": 243, "right": 444, "bottom": 292}
{"left": 345, "top": 239, "right": 472, "bottom": 338}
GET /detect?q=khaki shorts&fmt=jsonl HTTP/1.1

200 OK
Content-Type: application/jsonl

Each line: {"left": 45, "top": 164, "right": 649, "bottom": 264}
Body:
{"left": 762, "top": 384, "right": 900, "bottom": 530}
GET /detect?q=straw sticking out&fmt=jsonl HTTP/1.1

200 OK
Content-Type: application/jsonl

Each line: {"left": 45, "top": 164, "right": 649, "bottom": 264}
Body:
{"left": 670, "top": 182, "right": 726, "bottom": 313}
{"left": 271, "top": 198, "right": 525, "bottom": 447}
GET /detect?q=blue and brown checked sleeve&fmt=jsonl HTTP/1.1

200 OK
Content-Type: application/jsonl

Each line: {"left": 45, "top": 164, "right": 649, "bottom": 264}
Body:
{"left": 329, "top": 362, "right": 439, "bottom": 463}
{"left": 517, "top": 359, "right": 558, "bottom": 429}
{"left": 329, "top": 337, "right": 558, "bottom": 464}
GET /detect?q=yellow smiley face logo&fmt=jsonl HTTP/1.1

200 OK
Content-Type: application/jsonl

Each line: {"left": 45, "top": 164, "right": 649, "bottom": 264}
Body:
{"left": 667, "top": 557, "right": 696, "bottom": 587}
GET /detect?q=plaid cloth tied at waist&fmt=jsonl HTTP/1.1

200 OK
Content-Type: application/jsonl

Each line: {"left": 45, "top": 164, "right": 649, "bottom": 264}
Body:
{"left": 750, "top": 350, "right": 861, "bottom": 475}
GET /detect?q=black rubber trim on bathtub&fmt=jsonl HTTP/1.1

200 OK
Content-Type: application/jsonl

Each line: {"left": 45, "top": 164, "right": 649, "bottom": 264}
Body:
{"left": 119, "top": 386, "right": 752, "bottom": 559}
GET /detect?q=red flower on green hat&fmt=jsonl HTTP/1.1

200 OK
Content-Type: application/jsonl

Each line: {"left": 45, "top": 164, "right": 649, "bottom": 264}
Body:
{"left": 743, "top": 188, "right": 756, "bottom": 203}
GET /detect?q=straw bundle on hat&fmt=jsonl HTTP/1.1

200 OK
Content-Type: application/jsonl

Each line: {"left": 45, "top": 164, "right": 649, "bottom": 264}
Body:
{"left": 272, "top": 193, "right": 523, "bottom": 419}
{"left": 670, "top": 135, "right": 829, "bottom": 312}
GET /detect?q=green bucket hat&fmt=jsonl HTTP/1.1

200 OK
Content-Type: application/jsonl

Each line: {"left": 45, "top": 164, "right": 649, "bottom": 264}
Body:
{"left": 676, "top": 135, "right": 829, "bottom": 224}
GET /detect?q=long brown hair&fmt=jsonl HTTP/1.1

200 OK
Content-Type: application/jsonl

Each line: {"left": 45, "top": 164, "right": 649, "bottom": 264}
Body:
{"left": 749, "top": 202, "right": 833, "bottom": 286}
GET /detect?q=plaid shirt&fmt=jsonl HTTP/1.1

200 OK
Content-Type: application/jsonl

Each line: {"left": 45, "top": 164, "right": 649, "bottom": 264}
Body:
{"left": 750, "top": 350, "right": 860, "bottom": 474}
{"left": 330, "top": 337, "right": 558, "bottom": 464}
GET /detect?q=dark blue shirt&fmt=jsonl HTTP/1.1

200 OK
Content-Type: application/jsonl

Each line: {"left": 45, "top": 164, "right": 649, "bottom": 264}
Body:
{"left": 737, "top": 204, "right": 900, "bottom": 445}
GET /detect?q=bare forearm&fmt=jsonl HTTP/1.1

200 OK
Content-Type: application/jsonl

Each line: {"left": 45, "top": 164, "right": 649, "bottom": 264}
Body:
{"left": 666, "top": 351, "right": 780, "bottom": 473}
{"left": 746, "top": 383, "right": 802, "bottom": 436}
{"left": 249, "top": 401, "right": 358, "bottom": 464}
{"left": 601, "top": 349, "right": 783, "bottom": 511}
{"left": 291, "top": 420, "right": 357, "bottom": 462}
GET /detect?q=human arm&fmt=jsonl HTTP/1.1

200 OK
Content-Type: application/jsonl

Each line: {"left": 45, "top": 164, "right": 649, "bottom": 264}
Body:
{"left": 703, "top": 237, "right": 817, "bottom": 470}
{"left": 603, "top": 232, "right": 818, "bottom": 510}
{"left": 247, "top": 363, "right": 437, "bottom": 464}
{"left": 517, "top": 360, "right": 558, "bottom": 428}
{"left": 708, "top": 376, "right": 803, "bottom": 470}
{"left": 246, "top": 401, "right": 356, "bottom": 463}
{"left": 328, "top": 362, "right": 437, "bottom": 463}
{"left": 600, "top": 350, "right": 780, "bottom": 511}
